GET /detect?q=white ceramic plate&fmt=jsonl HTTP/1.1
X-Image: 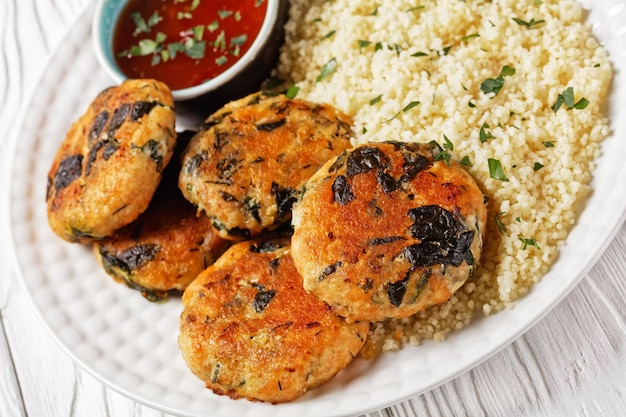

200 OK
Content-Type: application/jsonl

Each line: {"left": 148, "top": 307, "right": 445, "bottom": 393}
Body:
{"left": 8, "top": 1, "right": 626, "bottom": 417}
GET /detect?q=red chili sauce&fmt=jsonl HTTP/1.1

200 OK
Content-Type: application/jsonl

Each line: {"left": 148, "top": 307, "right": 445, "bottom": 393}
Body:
{"left": 113, "top": 0, "right": 267, "bottom": 90}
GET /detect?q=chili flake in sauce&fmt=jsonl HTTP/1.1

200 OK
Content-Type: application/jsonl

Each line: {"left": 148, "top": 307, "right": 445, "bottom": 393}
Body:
{"left": 113, "top": 0, "right": 267, "bottom": 90}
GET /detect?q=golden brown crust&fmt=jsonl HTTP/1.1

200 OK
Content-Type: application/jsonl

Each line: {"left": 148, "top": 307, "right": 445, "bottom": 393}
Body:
{"left": 178, "top": 238, "right": 369, "bottom": 403}
{"left": 46, "top": 79, "right": 176, "bottom": 243}
{"left": 291, "top": 141, "right": 487, "bottom": 322}
{"left": 92, "top": 130, "right": 229, "bottom": 301}
{"left": 93, "top": 188, "right": 230, "bottom": 301}
{"left": 178, "top": 92, "right": 353, "bottom": 240}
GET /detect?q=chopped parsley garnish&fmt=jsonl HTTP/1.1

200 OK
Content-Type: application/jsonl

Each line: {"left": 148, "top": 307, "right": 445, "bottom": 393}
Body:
{"left": 316, "top": 57, "right": 337, "bottom": 82}
{"left": 230, "top": 34, "right": 247, "bottom": 55}
{"left": 479, "top": 123, "right": 496, "bottom": 143}
{"left": 512, "top": 17, "right": 545, "bottom": 29}
{"left": 230, "top": 33, "right": 248, "bottom": 56}
{"left": 533, "top": 162, "right": 544, "bottom": 171}
{"left": 402, "top": 101, "right": 420, "bottom": 112}
{"left": 406, "top": 5, "right": 425, "bottom": 12}
{"left": 551, "top": 87, "right": 589, "bottom": 112}
{"left": 499, "top": 65, "right": 515, "bottom": 76}
{"left": 285, "top": 85, "right": 300, "bottom": 99}
{"left": 230, "top": 34, "right": 247, "bottom": 46}
{"left": 215, "top": 55, "right": 228, "bottom": 66}
{"left": 184, "top": 38, "right": 206, "bottom": 59}
{"left": 543, "top": 141, "right": 554, "bottom": 148}
{"left": 488, "top": 158, "right": 509, "bottom": 181}
{"left": 369, "top": 94, "right": 383, "bottom": 105}
{"left": 387, "top": 100, "right": 420, "bottom": 121}
{"left": 460, "top": 155, "right": 472, "bottom": 167}
{"left": 212, "top": 30, "right": 226, "bottom": 51}
{"left": 131, "top": 11, "right": 162, "bottom": 36}
{"left": 207, "top": 20, "right": 219, "bottom": 32}
{"left": 461, "top": 33, "right": 480, "bottom": 42}
{"left": 218, "top": 9, "right": 234, "bottom": 19}
{"left": 367, "top": 41, "right": 404, "bottom": 55}
{"left": 358, "top": 40, "right": 372, "bottom": 52}
{"left": 495, "top": 212, "right": 507, "bottom": 234}
{"left": 322, "top": 30, "right": 336, "bottom": 40}
{"left": 430, "top": 135, "right": 454, "bottom": 166}
{"left": 519, "top": 237, "right": 541, "bottom": 250}
{"left": 165, "top": 42, "right": 184, "bottom": 60}
{"left": 191, "top": 25, "right": 204, "bottom": 40}
{"left": 411, "top": 51, "right": 428, "bottom": 57}
{"left": 480, "top": 65, "right": 515, "bottom": 97}
{"left": 125, "top": 32, "right": 169, "bottom": 62}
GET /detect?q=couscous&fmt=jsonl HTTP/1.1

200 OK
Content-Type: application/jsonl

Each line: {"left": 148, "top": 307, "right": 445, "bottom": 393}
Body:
{"left": 274, "top": 0, "right": 612, "bottom": 355}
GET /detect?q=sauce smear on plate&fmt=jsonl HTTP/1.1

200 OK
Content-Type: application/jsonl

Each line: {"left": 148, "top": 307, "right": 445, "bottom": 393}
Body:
{"left": 113, "top": 0, "right": 267, "bottom": 90}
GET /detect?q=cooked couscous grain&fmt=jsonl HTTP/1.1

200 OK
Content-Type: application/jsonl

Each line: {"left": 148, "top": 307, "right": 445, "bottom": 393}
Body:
{"left": 275, "top": 0, "right": 612, "bottom": 355}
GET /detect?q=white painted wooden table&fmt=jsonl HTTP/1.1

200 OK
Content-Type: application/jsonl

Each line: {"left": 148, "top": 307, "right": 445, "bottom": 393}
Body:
{"left": 2, "top": 1, "right": 626, "bottom": 416}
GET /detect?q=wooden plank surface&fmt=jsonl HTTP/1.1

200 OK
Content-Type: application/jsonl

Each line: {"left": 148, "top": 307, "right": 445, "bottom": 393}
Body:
{"left": 1, "top": 1, "right": 626, "bottom": 416}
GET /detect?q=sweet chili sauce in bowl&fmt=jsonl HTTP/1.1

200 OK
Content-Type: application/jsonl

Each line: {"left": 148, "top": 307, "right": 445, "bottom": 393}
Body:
{"left": 113, "top": 0, "right": 266, "bottom": 91}
{"left": 94, "top": 0, "right": 288, "bottom": 108}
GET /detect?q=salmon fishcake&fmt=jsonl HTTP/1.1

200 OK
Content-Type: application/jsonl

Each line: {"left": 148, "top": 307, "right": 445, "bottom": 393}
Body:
{"left": 46, "top": 79, "right": 176, "bottom": 243}
{"left": 93, "top": 187, "right": 229, "bottom": 301}
{"left": 178, "top": 238, "right": 369, "bottom": 403}
{"left": 93, "top": 131, "right": 230, "bottom": 301}
{"left": 291, "top": 141, "right": 487, "bottom": 323}
{"left": 178, "top": 92, "right": 353, "bottom": 240}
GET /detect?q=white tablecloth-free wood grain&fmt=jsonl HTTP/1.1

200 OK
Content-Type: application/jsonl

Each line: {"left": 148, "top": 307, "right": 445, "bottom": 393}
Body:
{"left": 2, "top": 1, "right": 626, "bottom": 416}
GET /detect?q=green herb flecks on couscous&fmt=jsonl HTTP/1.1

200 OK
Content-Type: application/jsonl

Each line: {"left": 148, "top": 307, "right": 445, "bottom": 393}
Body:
{"left": 275, "top": 0, "right": 612, "bottom": 355}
